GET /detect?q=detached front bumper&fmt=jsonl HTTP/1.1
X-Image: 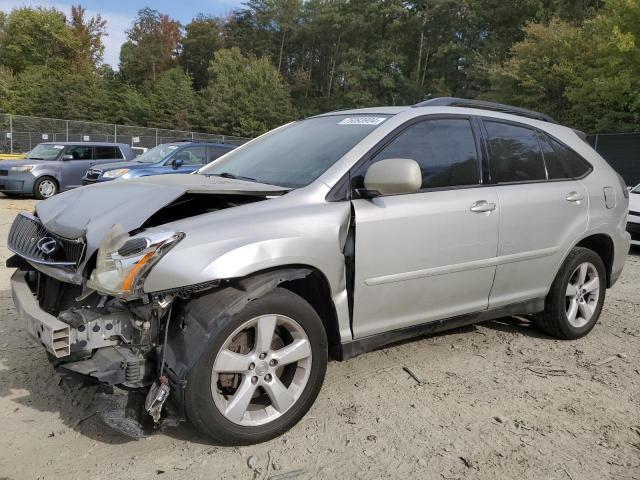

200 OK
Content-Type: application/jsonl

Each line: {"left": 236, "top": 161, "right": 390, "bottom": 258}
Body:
{"left": 627, "top": 215, "right": 640, "bottom": 246}
{"left": 11, "top": 270, "right": 71, "bottom": 357}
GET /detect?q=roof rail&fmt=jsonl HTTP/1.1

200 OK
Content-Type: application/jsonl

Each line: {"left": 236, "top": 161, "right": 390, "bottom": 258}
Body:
{"left": 413, "top": 97, "right": 557, "bottom": 124}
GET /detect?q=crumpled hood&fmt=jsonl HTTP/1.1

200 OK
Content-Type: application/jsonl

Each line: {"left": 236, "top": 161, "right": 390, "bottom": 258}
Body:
{"left": 36, "top": 174, "right": 288, "bottom": 245}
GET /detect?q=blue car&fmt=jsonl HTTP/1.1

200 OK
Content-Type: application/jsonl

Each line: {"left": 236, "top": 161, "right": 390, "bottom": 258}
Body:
{"left": 82, "top": 141, "right": 236, "bottom": 184}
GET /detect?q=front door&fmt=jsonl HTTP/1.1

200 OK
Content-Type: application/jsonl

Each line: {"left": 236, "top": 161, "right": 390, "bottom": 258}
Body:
{"left": 61, "top": 145, "right": 94, "bottom": 189}
{"left": 351, "top": 117, "right": 500, "bottom": 338}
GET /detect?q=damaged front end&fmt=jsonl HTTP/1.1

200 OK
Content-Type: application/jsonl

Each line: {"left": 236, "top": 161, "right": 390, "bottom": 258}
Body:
{"left": 7, "top": 182, "right": 278, "bottom": 438}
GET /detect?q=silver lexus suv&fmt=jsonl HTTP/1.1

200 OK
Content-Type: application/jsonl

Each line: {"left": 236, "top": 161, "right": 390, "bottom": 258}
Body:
{"left": 7, "top": 98, "right": 630, "bottom": 445}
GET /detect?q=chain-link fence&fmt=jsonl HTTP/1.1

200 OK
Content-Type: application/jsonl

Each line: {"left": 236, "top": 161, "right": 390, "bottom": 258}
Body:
{"left": 587, "top": 133, "right": 640, "bottom": 187}
{"left": 0, "top": 114, "right": 251, "bottom": 154}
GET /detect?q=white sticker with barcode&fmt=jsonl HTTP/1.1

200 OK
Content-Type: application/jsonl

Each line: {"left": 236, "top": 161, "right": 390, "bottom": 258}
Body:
{"left": 338, "top": 117, "right": 387, "bottom": 126}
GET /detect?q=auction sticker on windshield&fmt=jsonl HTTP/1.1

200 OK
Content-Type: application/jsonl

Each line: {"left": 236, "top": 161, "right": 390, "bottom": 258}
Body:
{"left": 338, "top": 117, "right": 387, "bottom": 125}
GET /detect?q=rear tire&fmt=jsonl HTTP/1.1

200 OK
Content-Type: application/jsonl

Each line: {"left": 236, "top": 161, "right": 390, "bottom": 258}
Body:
{"left": 185, "top": 288, "right": 328, "bottom": 445}
{"left": 33, "top": 176, "right": 59, "bottom": 199}
{"left": 534, "top": 247, "right": 606, "bottom": 339}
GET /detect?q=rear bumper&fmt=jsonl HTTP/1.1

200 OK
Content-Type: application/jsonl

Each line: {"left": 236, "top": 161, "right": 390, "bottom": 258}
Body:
{"left": 11, "top": 270, "right": 71, "bottom": 357}
{"left": 627, "top": 217, "right": 640, "bottom": 246}
{"left": 610, "top": 230, "right": 631, "bottom": 286}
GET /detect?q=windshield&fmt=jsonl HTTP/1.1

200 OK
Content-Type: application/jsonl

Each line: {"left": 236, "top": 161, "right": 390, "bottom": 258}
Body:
{"left": 631, "top": 184, "right": 640, "bottom": 194}
{"left": 135, "top": 143, "right": 180, "bottom": 163}
{"left": 26, "top": 144, "right": 64, "bottom": 160}
{"left": 199, "top": 114, "right": 390, "bottom": 187}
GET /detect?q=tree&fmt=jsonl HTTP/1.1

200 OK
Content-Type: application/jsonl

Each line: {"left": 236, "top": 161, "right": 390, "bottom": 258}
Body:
{"left": 0, "top": 7, "right": 77, "bottom": 72}
{"left": 148, "top": 67, "right": 198, "bottom": 129}
{"left": 69, "top": 4, "right": 107, "bottom": 70}
{"left": 119, "top": 8, "right": 181, "bottom": 85}
{"left": 181, "top": 14, "right": 224, "bottom": 90}
{"left": 202, "top": 48, "right": 293, "bottom": 136}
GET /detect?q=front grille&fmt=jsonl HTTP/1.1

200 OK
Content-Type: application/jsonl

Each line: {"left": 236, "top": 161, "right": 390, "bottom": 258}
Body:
{"left": 629, "top": 210, "right": 640, "bottom": 217}
{"left": 0, "top": 169, "right": 7, "bottom": 176}
{"left": 8, "top": 213, "right": 85, "bottom": 266}
{"left": 84, "top": 169, "right": 101, "bottom": 182}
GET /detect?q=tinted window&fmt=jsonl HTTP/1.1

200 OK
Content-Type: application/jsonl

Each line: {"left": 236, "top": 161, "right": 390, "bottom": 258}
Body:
{"left": 94, "top": 146, "right": 123, "bottom": 160}
{"left": 485, "top": 121, "right": 546, "bottom": 183}
{"left": 371, "top": 118, "right": 479, "bottom": 189}
{"left": 66, "top": 145, "right": 92, "bottom": 160}
{"left": 174, "top": 146, "right": 206, "bottom": 165}
{"left": 537, "top": 132, "right": 569, "bottom": 179}
{"left": 547, "top": 135, "right": 592, "bottom": 177}
{"left": 208, "top": 146, "right": 231, "bottom": 162}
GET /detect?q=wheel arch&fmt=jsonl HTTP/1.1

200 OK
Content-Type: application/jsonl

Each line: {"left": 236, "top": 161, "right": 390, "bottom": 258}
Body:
{"left": 164, "top": 265, "right": 344, "bottom": 417}
{"left": 575, "top": 234, "right": 614, "bottom": 287}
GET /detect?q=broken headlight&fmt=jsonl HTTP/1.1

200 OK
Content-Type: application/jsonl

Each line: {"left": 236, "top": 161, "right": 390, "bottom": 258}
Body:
{"left": 87, "top": 224, "right": 184, "bottom": 299}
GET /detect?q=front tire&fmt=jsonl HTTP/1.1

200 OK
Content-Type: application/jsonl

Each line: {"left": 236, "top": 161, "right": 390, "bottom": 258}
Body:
{"left": 534, "top": 247, "right": 606, "bottom": 339}
{"left": 33, "top": 176, "right": 59, "bottom": 199}
{"left": 185, "top": 288, "right": 328, "bottom": 445}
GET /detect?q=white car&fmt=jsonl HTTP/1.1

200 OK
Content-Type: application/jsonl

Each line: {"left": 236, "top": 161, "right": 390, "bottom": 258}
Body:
{"left": 629, "top": 184, "right": 640, "bottom": 246}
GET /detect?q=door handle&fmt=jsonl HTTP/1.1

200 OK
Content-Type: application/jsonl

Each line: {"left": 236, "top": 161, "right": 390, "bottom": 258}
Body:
{"left": 566, "top": 191, "right": 584, "bottom": 203}
{"left": 470, "top": 200, "right": 497, "bottom": 213}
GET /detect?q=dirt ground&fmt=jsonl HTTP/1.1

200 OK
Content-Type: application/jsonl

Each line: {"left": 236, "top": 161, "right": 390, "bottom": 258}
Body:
{"left": 0, "top": 195, "right": 639, "bottom": 480}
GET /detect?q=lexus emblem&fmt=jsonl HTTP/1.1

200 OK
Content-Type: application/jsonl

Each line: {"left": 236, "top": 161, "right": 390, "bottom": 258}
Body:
{"left": 37, "top": 237, "right": 58, "bottom": 255}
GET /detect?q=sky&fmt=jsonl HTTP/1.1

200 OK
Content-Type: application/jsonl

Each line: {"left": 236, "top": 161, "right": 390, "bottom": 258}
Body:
{"left": 0, "top": 1, "right": 245, "bottom": 68}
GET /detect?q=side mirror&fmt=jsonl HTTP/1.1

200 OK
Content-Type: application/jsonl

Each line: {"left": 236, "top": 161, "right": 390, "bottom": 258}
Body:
{"left": 62, "top": 154, "right": 73, "bottom": 161}
{"left": 362, "top": 158, "right": 422, "bottom": 197}
{"left": 172, "top": 157, "right": 184, "bottom": 169}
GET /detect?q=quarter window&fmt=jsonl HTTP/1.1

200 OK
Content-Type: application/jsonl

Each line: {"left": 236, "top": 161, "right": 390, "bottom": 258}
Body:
{"left": 546, "top": 135, "right": 592, "bottom": 177}
{"left": 371, "top": 118, "right": 480, "bottom": 189}
{"left": 485, "top": 121, "right": 546, "bottom": 183}
{"left": 537, "top": 132, "right": 569, "bottom": 179}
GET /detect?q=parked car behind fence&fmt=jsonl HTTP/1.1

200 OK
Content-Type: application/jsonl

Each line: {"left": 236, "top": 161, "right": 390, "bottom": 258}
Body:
{"left": 83, "top": 140, "right": 236, "bottom": 184}
{"left": 0, "top": 142, "right": 134, "bottom": 199}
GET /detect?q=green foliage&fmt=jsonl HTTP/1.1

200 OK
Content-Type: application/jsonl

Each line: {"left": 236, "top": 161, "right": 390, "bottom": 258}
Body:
{"left": 181, "top": 14, "right": 223, "bottom": 90}
{"left": 148, "top": 67, "right": 198, "bottom": 129}
{"left": 119, "top": 7, "right": 181, "bottom": 86}
{"left": 0, "top": 1, "right": 638, "bottom": 135}
{"left": 0, "top": 7, "right": 77, "bottom": 72}
{"left": 202, "top": 48, "right": 293, "bottom": 136}
{"left": 489, "top": 0, "right": 640, "bottom": 132}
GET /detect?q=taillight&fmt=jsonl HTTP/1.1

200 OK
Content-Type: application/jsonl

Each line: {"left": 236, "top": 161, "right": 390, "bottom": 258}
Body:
{"left": 617, "top": 173, "right": 629, "bottom": 199}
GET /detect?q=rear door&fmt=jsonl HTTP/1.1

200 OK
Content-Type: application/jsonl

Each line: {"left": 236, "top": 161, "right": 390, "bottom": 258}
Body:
{"left": 60, "top": 145, "right": 94, "bottom": 189}
{"left": 483, "top": 119, "right": 589, "bottom": 308}
{"left": 351, "top": 116, "right": 500, "bottom": 338}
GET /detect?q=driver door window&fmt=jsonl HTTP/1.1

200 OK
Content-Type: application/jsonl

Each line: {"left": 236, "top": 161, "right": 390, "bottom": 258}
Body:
{"left": 369, "top": 118, "right": 481, "bottom": 190}
{"left": 173, "top": 146, "right": 207, "bottom": 166}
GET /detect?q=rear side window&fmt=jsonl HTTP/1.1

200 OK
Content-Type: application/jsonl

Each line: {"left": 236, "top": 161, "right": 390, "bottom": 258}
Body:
{"left": 371, "top": 118, "right": 480, "bottom": 189}
{"left": 94, "top": 146, "right": 123, "bottom": 160}
{"left": 546, "top": 135, "right": 592, "bottom": 177}
{"left": 65, "top": 145, "right": 93, "bottom": 160}
{"left": 485, "top": 121, "right": 546, "bottom": 183}
{"left": 208, "top": 146, "right": 231, "bottom": 162}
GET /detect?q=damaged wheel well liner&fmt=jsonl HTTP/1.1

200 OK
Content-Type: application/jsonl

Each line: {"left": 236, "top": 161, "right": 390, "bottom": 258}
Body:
{"left": 163, "top": 266, "right": 341, "bottom": 417}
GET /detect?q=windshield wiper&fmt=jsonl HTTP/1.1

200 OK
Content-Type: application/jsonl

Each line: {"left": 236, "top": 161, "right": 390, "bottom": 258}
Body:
{"left": 209, "top": 172, "right": 261, "bottom": 183}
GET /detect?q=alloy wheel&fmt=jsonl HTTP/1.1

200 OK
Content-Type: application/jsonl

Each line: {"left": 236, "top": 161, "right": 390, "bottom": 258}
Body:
{"left": 38, "top": 179, "right": 56, "bottom": 198}
{"left": 211, "top": 314, "right": 312, "bottom": 426}
{"left": 565, "top": 262, "right": 600, "bottom": 328}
